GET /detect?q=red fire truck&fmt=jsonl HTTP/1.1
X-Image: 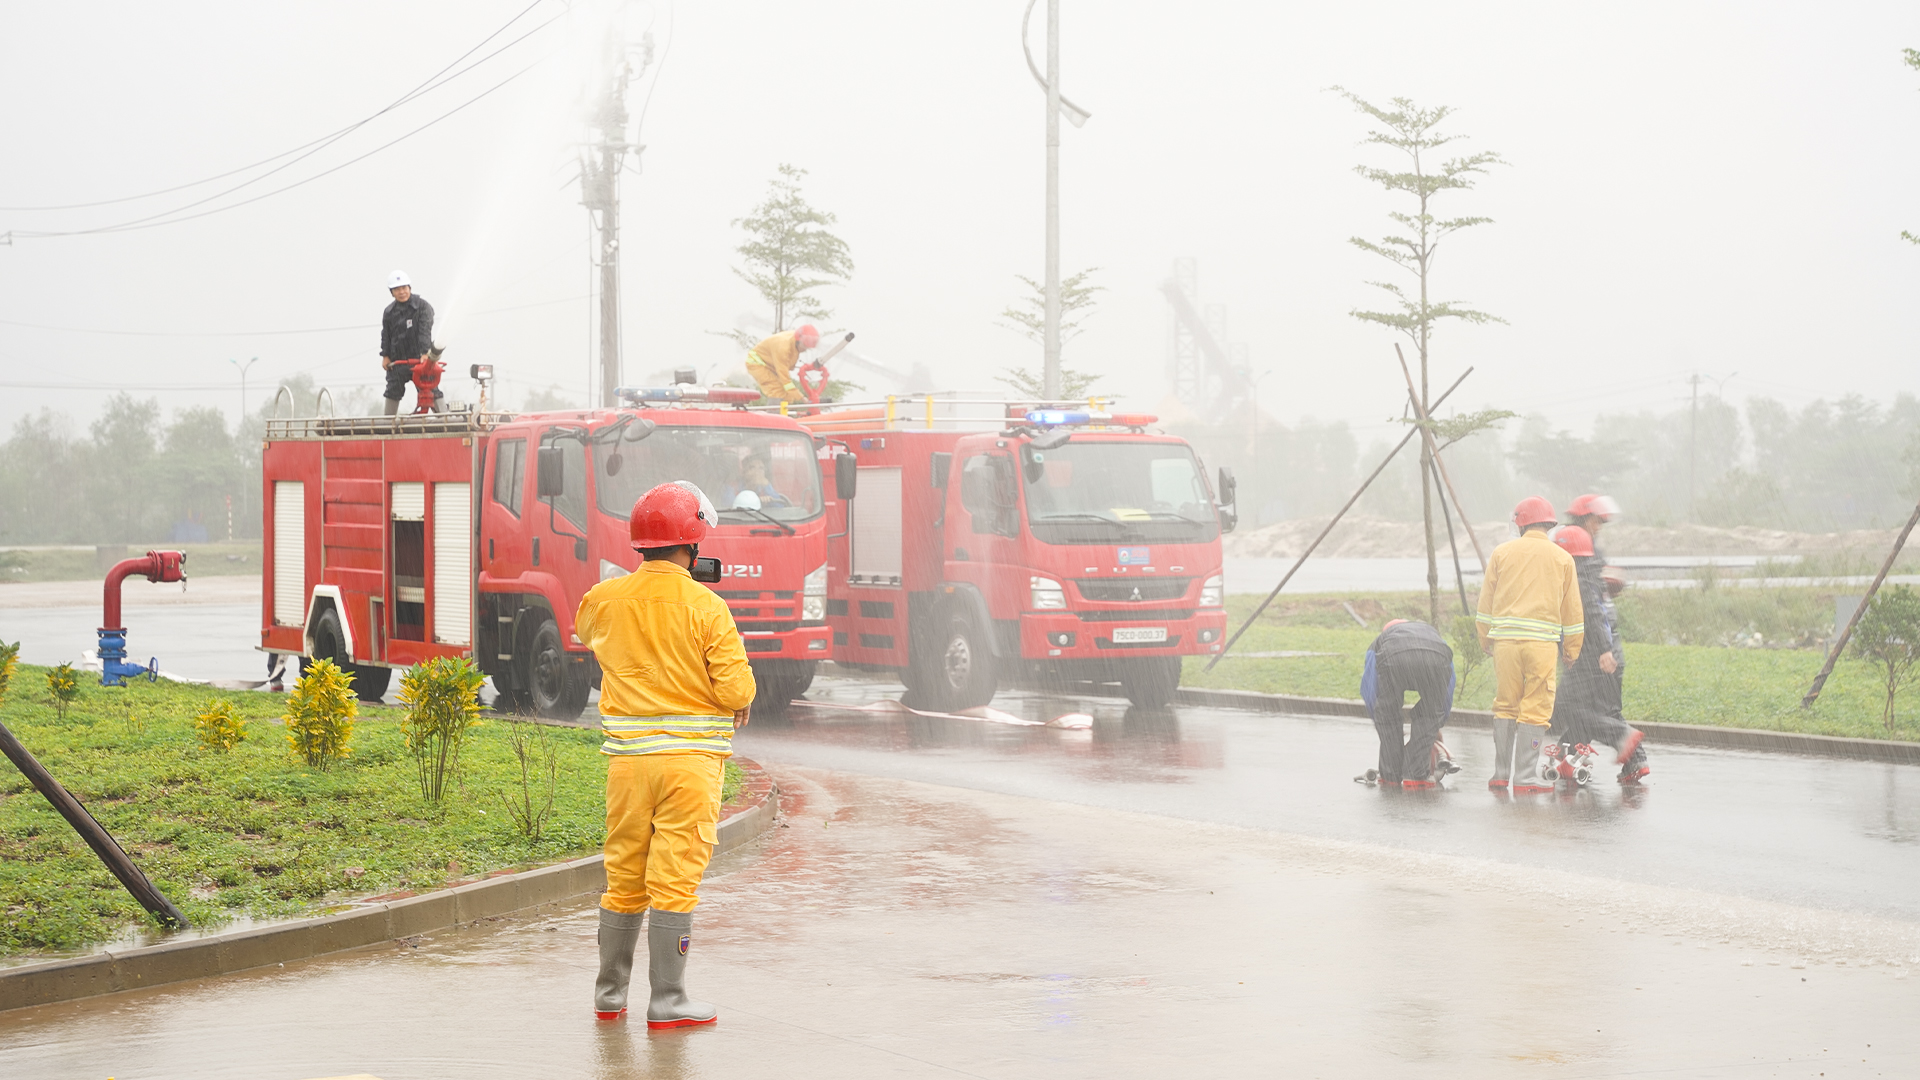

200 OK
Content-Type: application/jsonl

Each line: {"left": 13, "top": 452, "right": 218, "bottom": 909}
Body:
{"left": 795, "top": 394, "right": 1237, "bottom": 709}
{"left": 260, "top": 379, "right": 835, "bottom": 719}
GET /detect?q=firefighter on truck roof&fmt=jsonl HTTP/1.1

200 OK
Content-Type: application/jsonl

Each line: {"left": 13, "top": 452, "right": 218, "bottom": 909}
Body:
{"left": 744, "top": 323, "right": 819, "bottom": 404}
{"left": 575, "top": 480, "right": 755, "bottom": 1028}
{"left": 379, "top": 269, "right": 437, "bottom": 415}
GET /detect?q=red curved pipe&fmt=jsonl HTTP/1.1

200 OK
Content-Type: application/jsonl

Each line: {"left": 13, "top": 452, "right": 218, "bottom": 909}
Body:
{"left": 101, "top": 550, "right": 186, "bottom": 632}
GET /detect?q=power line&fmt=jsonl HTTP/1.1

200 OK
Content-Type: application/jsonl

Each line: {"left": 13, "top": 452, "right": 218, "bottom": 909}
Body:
{"left": 0, "top": 291, "right": 587, "bottom": 339}
{"left": 0, "top": 0, "right": 558, "bottom": 215}
{"left": 9, "top": 62, "right": 540, "bottom": 240}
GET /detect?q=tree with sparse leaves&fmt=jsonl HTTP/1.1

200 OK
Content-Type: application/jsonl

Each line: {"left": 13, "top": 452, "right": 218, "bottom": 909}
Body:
{"left": 1335, "top": 87, "right": 1507, "bottom": 623}
{"left": 1851, "top": 584, "right": 1920, "bottom": 732}
{"left": 996, "top": 269, "right": 1104, "bottom": 398}
{"left": 1904, "top": 49, "right": 1920, "bottom": 246}
{"left": 730, "top": 165, "right": 854, "bottom": 340}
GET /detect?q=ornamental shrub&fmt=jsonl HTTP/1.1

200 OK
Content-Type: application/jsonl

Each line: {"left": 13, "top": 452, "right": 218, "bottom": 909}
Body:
{"left": 399, "top": 657, "right": 484, "bottom": 803}
{"left": 46, "top": 663, "right": 79, "bottom": 720}
{"left": 0, "top": 640, "right": 17, "bottom": 707}
{"left": 194, "top": 697, "right": 248, "bottom": 751}
{"left": 285, "top": 659, "right": 358, "bottom": 769}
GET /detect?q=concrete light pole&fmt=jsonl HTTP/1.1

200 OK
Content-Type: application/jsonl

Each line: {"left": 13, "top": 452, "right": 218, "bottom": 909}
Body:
{"left": 229, "top": 356, "right": 259, "bottom": 426}
{"left": 1022, "top": 0, "right": 1090, "bottom": 400}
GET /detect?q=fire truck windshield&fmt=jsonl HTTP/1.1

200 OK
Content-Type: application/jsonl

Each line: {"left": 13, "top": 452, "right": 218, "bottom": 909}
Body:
{"left": 594, "top": 426, "right": 823, "bottom": 524}
{"left": 1022, "top": 439, "right": 1218, "bottom": 545}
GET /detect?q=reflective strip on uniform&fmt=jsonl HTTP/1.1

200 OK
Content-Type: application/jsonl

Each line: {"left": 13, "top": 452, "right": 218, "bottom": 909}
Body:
{"left": 1475, "top": 613, "right": 1565, "bottom": 641}
{"left": 600, "top": 714, "right": 734, "bottom": 756}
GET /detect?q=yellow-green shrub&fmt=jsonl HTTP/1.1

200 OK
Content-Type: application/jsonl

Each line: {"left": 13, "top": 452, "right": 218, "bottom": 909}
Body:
{"left": 285, "top": 659, "right": 357, "bottom": 769}
{"left": 194, "top": 697, "right": 248, "bottom": 751}
{"left": 399, "top": 657, "right": 484, "bottom": 803}
{"left": 46, "top": 663, "right": 79, "bottom": 719}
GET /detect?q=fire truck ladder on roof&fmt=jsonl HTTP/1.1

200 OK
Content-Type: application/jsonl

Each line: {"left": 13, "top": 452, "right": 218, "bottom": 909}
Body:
{"left": 265, "top": 410, "right": 515, "bottom": 441}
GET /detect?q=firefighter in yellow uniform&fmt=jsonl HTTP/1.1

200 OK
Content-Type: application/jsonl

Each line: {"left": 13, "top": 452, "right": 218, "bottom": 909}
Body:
{"left": 575, "top": 480, "right": 755, "bottom": 1028}
{"left": 744, "top": 324, "right": 819, "bottom": 403}
{"left": 1475, "top": 496, "right": 1584, "bottom": 794}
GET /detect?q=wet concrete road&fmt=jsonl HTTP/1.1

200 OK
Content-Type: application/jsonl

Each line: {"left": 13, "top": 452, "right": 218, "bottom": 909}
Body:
{"left": 5, "top": 612, "right": 1920, "bottom": 1074}
{"left": 742, "top": 678, "right": 1920, "bottom": 924}
{"left": 5, "top": 763, "right": 1920, "bottom": 1079}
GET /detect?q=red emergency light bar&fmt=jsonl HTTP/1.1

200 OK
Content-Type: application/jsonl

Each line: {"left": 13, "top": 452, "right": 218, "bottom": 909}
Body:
{"left": 615, "top": 385, "right": 761, "bottom": 406}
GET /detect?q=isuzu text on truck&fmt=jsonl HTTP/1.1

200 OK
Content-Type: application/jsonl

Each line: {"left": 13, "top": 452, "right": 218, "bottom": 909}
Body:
{"left": 260, "top": 377, "right": 832, "bottom": 719}
{"left": 794, "top": 394, "right": 1237, "bottom": 709}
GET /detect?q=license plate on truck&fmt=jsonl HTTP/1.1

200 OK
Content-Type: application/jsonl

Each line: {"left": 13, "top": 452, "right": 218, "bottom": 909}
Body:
{"left": 1110, "top": 627, "right": 1168, "bottom": 644}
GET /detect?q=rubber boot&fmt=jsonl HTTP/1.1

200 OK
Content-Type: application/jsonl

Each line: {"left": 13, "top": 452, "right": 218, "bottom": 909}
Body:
{"left": 1490, "top": 716, "right": 1515, "bottom": 788}
{"left": 382, "top": 396, "right": 400, "bottom": 417}
{"left": 646, "top": 908, "right": 717, "bottom": 1029}
{"left": 1511, "top": 724, "right": 1555, "bottom": 793}
{"left": 594, "top": 907, "right": 645, "bottom": 1019}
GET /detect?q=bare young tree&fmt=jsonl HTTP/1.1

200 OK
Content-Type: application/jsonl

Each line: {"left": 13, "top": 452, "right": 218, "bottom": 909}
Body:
{"left": 731, "top": 164, "right": 854, "bottom": 336}
{"left": 1335, "top": 88, "right": 1506, "bottom": 622}
{"left": 997, "top": 268, "right": 1104, "bottom": 398}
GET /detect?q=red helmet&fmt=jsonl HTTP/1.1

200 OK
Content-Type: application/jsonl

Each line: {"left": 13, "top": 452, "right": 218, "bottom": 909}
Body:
{"left": 794, "top": 323, "right": 820, "bottom": 349}
{"left": 1382, "top": 618, "right": 1410, "bottom": 631}
{"left": 1513, "top": 496, "right": 1557, "bottom": 529}
{"left": 1567, "top": 493, "right": 1620, "bottom": 521}
{"left": 629, "top": 481, "right": 715, "bottom": 549}
{"left": 1553, "top": 525, "right": 1595, "bottom": 557}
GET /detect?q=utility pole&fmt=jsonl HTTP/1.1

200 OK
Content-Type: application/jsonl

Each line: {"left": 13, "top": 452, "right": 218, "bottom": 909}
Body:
{"left": 1042, "top": 0, "right": 1062, "bottom": 399}
{"left": 1021, "top": 0, "right": 1090, "bottom": 400}
{"left": 580, "top": 32, "right": 653, "bottom": 408}
{"left": 1688, "top": 372, "right": 1701, "bottom": 522}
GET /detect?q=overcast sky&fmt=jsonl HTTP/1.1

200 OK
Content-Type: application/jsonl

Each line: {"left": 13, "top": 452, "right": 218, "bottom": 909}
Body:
{"left": 3, "top": 0, "right": 1918, "bottom": 446}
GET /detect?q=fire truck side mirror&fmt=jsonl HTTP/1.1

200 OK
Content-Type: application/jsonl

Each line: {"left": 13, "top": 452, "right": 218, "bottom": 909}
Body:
{"left": 930, "top": 452, "right": 951, "bottom": 489}
{"left": 537, "top": 447, "right": 565, "bottom": 498}
{"left": 834, "top": 454, "right": 858, "bottom": 500}
{"left": 1217, "top": 466, "right": 1239, "bottom": 534}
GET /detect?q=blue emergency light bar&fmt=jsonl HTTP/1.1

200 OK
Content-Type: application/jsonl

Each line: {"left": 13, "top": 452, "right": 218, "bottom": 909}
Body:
{"left": 1024, "top": 409, "right": 1158, "bottom": 427}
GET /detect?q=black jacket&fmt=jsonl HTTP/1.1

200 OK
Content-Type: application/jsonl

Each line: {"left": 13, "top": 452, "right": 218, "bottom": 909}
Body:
{"left": 381, "top": 294, "right": 434, "bottom": 362}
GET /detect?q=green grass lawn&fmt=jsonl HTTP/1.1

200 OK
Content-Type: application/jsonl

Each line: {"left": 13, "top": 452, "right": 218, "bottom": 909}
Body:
{"left": 0, "top": 667, "right": 744, "bottom": 956}
{"left": 1188, "top": 593, "right": 1915, "bottom": 742}
{"left": 0, "top": 542, "right": 263, "bottom": 583}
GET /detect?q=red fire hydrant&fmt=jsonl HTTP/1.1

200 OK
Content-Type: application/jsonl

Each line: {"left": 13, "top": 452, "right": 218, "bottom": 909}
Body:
{"left": 99, "top": 550, "right": 187, "bottom": 686}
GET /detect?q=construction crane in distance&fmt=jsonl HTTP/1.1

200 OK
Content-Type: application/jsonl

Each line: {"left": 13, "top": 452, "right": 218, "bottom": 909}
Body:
{"left": 1162, "top": 258, "right": 1254, "bottom": 419}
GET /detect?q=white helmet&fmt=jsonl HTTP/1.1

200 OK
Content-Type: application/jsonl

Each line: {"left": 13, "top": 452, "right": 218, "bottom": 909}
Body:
{"left": 387, "top": 269, "right": 411, "bottom": 290}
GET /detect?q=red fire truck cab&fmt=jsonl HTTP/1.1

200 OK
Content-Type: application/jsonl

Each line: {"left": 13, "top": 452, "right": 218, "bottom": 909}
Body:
{"left": 799, "top": 395, "right": 1238, "bottom": 709}
{"left": 260, "top": 387, "right": 833, "bottom": 719}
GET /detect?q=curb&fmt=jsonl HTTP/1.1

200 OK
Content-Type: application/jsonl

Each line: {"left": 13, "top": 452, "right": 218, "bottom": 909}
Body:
{"left": 0, "top": 758, "right": 780, "bottom": 1014}
{"left": 1174, "top": 687, "right": 1920, "bottom": 765}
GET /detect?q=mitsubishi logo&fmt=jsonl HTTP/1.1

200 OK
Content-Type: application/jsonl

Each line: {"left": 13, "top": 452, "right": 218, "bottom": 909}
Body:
{"left": 1129, "top": 586, "right": 1142, "bottom": 601}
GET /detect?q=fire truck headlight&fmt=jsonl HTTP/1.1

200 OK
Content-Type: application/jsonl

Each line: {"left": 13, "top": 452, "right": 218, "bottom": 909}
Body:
{"left": 601, "top": 559, "right": 631, "bottom": 582}
{"left": 1200, "top": 574, "right": 1224, "bottom": 608}
{"left": 1030, "top": 576, "right": 1067, "bottom": 610}
{"left": 802, "top": 563, "right": 828, "bottom": 622}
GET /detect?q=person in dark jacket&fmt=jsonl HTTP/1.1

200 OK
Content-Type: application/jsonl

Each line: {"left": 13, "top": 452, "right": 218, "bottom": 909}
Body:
{"left": 1360, "top": 618, "right": 1456, "bottom": 788}
{"left": 1549, "top": 525, "right": 1649, "bottom": 782}
{"left": 380, "top": 269, "right": 436, "bottom": 415}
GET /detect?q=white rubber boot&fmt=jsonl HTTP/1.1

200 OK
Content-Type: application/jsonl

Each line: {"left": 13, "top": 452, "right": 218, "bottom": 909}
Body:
{"left": 646, "top": 908, "right": 717, "bottom": 1029}
{"left": 594, "top": 907, "right": 645, "bottom": 1019}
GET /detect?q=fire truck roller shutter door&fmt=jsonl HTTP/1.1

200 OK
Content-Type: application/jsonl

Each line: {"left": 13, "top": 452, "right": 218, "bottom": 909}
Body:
{"left": 432, "top": 482, "right": 473, "bottom": 646}
{"left": 273, "top": 481, "right": 306, "bottom": 627}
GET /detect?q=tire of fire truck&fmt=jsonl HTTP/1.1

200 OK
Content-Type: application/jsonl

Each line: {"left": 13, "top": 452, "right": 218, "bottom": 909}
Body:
{"left": 751, "top": 660, "right": 816, "bottom": 712}
{"left": 923, "top": 610, "right": 997, "bottom": 711}
{"left": 1118, "top": 655, "right": 1182, "bottom": 709}
{"left": 526, "top": 618, "right": 590, "bottom": 721}
{"left": 310, "top": 607, "right": 393, "bottom": 701}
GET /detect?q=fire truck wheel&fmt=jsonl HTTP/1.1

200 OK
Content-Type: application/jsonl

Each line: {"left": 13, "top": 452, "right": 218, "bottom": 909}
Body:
{"left": 311, "top": 607, "right": 392, "bottom": 700}
{"left": 526, "top": 618, "right": 590, "bottom": 721}
{"left": 1119, "top": 656, "right": 1182, "bottom": 709}
{"left": 930, "top": 611, "right": 997, "bottom": 710}
{"left": 751, "top": 660, "right": 818, "bottom": 712}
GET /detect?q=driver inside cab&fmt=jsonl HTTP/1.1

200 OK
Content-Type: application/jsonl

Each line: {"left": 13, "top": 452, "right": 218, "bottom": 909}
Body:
{"left": 723, "top": 454, "right": 790, "bottom": 510}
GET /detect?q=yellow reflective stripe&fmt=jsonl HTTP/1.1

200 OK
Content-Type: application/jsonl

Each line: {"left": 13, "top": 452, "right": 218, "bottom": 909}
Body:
{"left": 602, "top": 714, "right": 732, "bottom": 736}
{"left": 601, "top": 733, "right": 733, "bottom": 756}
